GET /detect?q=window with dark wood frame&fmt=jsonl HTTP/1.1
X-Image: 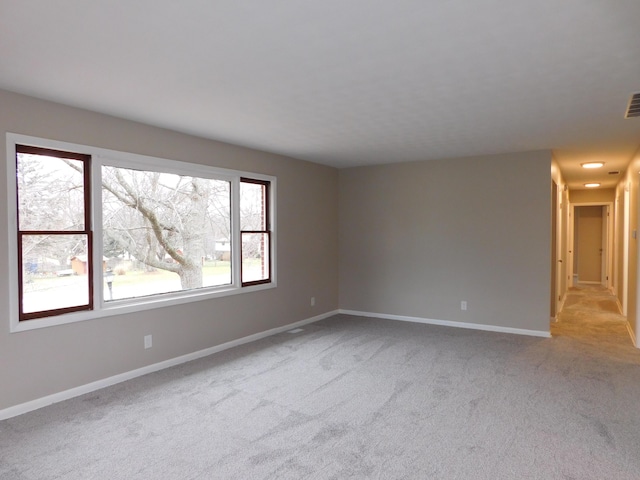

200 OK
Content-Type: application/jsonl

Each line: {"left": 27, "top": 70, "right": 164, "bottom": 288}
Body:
{"left": 16, "top": 145, "right": 93, "bottom": 321}
{"left": 240, "top": 178, "right": 271, "bottom": 286}
{"left": 9, "top": 136, "right": 276, "bottom": 329}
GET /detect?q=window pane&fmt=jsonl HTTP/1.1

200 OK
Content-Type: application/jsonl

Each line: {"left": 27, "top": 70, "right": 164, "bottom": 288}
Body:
{"left": 21, "top": 234, "right": 90, "bottom": 313}
{"left": 242, "top": 233, "right": 270, "bottom": 283}
{"left": 240, "top": 181, "right": 267, "bottom": 230}
{"left": 102, "top": 166, "right": 231, "bottom": 301}
{"left": 17, "top": 153, "right": 85, "bottom": 231}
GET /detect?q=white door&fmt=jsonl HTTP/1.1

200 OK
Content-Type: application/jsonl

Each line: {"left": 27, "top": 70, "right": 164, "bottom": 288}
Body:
{"left": 576, "top": 206, "right": 603, "bottom": 284}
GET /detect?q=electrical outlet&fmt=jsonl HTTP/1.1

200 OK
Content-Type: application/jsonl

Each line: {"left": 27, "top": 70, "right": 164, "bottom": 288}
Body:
{"left": 311, "top": 297, "right": 316, "bottom": 307}
{"left": 460, "top": 301, "right": 467, "bottom": 311}
{"left": 144, "top": 334, "right": 152, "bottom": 349}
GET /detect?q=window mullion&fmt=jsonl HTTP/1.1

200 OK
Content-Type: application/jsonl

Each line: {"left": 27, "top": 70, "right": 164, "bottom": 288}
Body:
{"left": 231, "top": 177, "right": 242, "bottom": 287}
{"left": 84, "top": 155, "right": 94, "bottom": 313}
{"left": 92, "top": 156, "right": 105, "bottom": 309}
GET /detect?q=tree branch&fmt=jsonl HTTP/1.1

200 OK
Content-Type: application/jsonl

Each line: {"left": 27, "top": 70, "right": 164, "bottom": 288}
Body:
{"left": 64, "top": 160, "right": 188, "bottom": 268}
{"left": 106, "top": 228, "right": 180, "bottom": 273}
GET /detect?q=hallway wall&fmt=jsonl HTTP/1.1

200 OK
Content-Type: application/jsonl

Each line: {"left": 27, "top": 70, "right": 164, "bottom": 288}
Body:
{"left": 619, "top": 147, "right": 640, "bottom": 347}
{"left": 615, "top": 183, "right": 628, "bottom": 312}
{"left": 551, "top": 158, "right": 569, "bottom": 317}
{"left": 569, "top": 188, "right": 615, "bottom": 203}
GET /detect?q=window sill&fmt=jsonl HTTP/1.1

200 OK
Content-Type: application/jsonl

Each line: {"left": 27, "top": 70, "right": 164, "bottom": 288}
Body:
{"left": 10, "top": 281, "right": 275, "bottom": 333}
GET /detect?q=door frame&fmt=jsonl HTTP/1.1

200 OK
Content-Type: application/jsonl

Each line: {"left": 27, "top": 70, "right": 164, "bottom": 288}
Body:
{"left": 551, "top": 181, "right": 558, "bottom": 320}
{"left": 623, "top": 187, "right": 630, "bottom": 316}
{"left": 570, "top": 201, "right": 614, "bottom": 289}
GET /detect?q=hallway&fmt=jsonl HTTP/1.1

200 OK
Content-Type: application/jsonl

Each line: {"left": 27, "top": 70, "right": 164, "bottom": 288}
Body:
{"left": 552, "top": 284, "right": 635, "bottom": 351}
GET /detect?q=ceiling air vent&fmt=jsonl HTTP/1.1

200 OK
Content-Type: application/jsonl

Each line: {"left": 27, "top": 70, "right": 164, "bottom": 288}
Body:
{"left": 625, "top": 92, "right": 640, "bottom": 118}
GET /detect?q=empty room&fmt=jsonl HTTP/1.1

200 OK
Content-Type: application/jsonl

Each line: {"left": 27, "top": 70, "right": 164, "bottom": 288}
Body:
{"left": 1, "top": 2, "right": 640, "bottom": 479}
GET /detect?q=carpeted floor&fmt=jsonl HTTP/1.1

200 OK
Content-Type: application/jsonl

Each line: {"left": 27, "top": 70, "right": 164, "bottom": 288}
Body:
{"left": 552, "top": 284, "right": 634, "bottom": 346}
{"left": 2, "top": 287, "right": 640, "bottom": 479}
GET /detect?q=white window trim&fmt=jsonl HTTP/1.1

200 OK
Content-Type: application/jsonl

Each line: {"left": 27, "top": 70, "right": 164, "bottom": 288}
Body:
{"left": 6, "top": 133, "right": 277, "bottom": 333}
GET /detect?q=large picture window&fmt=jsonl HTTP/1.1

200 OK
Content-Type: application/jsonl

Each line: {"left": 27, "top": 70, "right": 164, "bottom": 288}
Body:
{"left": 102, "top": 165, "right": 232, "bottom": 301}
{"left": 8, "top": 135, "right": 275, "bottom": 329}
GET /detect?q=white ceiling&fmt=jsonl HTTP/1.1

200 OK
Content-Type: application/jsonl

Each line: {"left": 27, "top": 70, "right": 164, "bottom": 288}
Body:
{"left": 1, "top": 1, "right": 640, "bottom": 189}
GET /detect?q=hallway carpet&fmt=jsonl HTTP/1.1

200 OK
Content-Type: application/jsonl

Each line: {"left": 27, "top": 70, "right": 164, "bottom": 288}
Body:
{"left": 2, "top": 292, "right": 640, "bottom": 479}
{"left": 552, "top": 284, "right": 636, "bottom": 351}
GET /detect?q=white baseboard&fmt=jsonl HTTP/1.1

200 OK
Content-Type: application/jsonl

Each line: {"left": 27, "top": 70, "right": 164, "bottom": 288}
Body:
{"left": 558, "top": 292, "right": 567, "bottom": 313}
{"left": 0, "top": 310, "right": 338, "bottom": 421}
{"left": 339, "top": 309, "right": 551, "bottom": 338}
{"left": 626, "top": 321, "right": 638, "bottom": 348}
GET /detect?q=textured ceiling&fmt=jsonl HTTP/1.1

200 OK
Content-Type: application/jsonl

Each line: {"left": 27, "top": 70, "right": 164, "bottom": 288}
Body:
{"left": 1, "top": 1, "right": 640, "bottom": 189}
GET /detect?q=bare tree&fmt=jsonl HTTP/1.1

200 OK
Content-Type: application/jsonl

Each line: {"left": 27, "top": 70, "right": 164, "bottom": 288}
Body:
{"left": 59, "top": 161, "right": 230, "bottom": 290}
{"left": 101, "top": 166, "right": 229, "bottom": 289}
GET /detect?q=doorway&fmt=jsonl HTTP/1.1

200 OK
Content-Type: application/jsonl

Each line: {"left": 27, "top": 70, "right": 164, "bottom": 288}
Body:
{"left": 571, "top": 203, "right": 612, "bottom": 287}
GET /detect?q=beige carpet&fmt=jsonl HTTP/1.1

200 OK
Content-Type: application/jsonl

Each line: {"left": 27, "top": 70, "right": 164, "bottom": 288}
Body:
{"left": 552, "top": 284, "right": 636, "bottom": 353}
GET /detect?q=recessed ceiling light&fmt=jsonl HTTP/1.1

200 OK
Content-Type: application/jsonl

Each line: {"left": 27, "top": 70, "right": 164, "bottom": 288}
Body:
{"left": 581, "top": 162, "right": 604, "bottom": 169}
{"left": 585, "top": 183, "right": 601, "bottom": 188}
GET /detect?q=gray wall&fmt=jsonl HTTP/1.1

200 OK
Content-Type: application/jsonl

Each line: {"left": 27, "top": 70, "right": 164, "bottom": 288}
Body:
{"left": 0, "top": 90, "right": 339, "bottom": 410}
{"left": 339, "top": 151, "right": 552, "bottom": 332}
{"left": 619, "top": 147, "right": 640, "bottom": 346}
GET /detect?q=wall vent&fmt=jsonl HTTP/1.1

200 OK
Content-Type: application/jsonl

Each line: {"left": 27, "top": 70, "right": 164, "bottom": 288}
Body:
{"left": 625, "top": 92, "right": 640, "bottom": 118}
